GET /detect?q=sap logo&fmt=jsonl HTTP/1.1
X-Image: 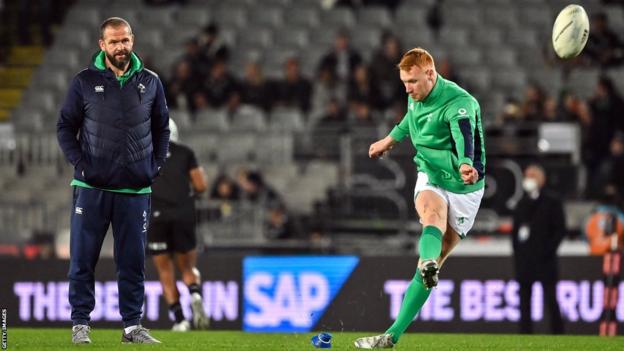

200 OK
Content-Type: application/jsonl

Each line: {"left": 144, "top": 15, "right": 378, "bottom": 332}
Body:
{"left": 243, "top": 256, "right": 358, "bottom": 332}
{"left": 245, "top": 272, "right": 328, "bottom": 329}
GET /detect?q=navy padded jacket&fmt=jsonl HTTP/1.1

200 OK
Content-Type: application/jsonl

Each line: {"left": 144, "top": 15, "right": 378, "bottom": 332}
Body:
{"left": 57, "top": 56, "right": 170, "bottom": 189}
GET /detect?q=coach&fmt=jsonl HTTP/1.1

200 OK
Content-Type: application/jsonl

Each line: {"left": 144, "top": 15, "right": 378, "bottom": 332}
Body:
{"left": 57, "top": 17, "right": 169, "bottom": 344}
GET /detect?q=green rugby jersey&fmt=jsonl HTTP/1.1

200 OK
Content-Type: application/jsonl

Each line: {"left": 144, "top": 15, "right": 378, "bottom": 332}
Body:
{"left": 389, "top": 75, "right": 486, "bottom": 194}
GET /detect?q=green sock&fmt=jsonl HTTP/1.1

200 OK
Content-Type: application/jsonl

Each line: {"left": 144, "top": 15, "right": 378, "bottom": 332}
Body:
{"left": 418, "top": 225, "right": 443, "bottom": 260}
{"left": 385, "top": 269, "right": 432, "bottom": 343}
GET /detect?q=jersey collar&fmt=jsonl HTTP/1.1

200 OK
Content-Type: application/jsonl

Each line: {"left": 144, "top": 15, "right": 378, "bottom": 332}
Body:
{"left": 422, "top": 74, "right": 444, "bottom": 104}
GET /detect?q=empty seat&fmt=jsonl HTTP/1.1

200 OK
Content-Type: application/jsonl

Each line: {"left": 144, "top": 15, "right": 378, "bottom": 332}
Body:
{"left": 472, "top": 28, "right": 503, "bottom": 48}
{"left": 43, "top": 48, "right": 81, "bottom": 71}
{"left": 460, "top": 67, "right": 492, "bottom": 93}
{"left": 357, "top": 6, "right": 393, "bottom": 28}
{"left": 485, "top": 47, "right": 516, "bottom": 68}
{"left": 518, "top": 7, "right": 553, "bottom": 31}
{"left": 507, "top": 28, "right": 539, "bottom": 49}
{"left": 395, "top": 5, "right": 428, "bottom": 26}
{"left": 218, "top": 133, "right": 257, "bottom": 162}
{"left": 269, "top": 108, "right": 305, "bottom": 132}
{"left": 176, "top": 6, "right": 212, "bottom": 27}
{"left": 443, "top": 5, "right": 483, "bottom": 28}
{"left": 491, "top": 69, "right": 527, "bottom": 92}
{"left": 138, "top": 7, "right": 177, "bottom": 27}
{"left": 230, "top": 106, "right": 267, "bottom": 131}
{"left": 483, "top": 7, "right": 519, "bottom": 29}
{"left": 566, "top": 69, "right": 600, "bottom": 99}
{"left": 249, "top": 6, "right": 283, "bottom": 27}
{"left": 272, "top": 27, "right": 309, "bottom": 49}
{"left": 439, "top": 27, "right": 469, "bottom": 47}
{"left": 448, "top": 47, "right": 481, "bottom": 68}
{"left": 319, "top": 7, "right": 356, "bottom": 28}
{"left": 237, "top": 27, "right": 273, "bottom": 49}
{"left": 284, "top": 7, "right": 321, "bottom": 28}
{"left": 213, "top": 6, "right": 247, "bottom": 28}
{"left": 398, "top": 26, "right": 434, "bottom": 48}
{"left": 350, "top": 27, "right": 381, "bottom": 52}
{"left": 64, "top": 7, "right": 102, "bottom": 27}
{"left": 194, "top": 108, "right": 230, "bottom": 132}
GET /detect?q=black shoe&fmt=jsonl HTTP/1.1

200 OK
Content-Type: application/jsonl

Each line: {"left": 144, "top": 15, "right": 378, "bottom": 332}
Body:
{"left": 420, "top": 259, "right": 439, "bottom": 289}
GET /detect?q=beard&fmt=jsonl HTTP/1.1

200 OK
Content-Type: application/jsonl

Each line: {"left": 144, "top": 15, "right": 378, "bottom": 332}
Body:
{"left": 105, "top": 50, "right": 131, "bottom": 70}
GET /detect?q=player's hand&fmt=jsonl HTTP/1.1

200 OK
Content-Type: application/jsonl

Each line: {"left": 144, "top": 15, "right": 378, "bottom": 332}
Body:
{"left": 460, "top": 164, "right": 478, "bottom": 184}
{"left": 369, "top": 138, "right": 393, "bottom": 159}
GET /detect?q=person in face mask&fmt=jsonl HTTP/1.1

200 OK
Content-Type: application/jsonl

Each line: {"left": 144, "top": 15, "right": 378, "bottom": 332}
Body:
{"left": 511, "top": 164, "right": 567, "bottom": 334}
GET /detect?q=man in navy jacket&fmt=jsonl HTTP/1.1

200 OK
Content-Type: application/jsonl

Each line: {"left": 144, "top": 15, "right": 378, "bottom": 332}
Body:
{"left": 57, "top": 17, "right": 169, "bottom": 344}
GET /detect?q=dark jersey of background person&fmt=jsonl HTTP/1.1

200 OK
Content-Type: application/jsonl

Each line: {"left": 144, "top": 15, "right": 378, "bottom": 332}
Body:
{"left": 151, "top": 141, "right": 200, "bottom": 219}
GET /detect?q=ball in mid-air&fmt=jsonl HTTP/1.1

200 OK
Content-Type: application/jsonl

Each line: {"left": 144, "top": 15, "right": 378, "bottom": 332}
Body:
{"left": 552, "top": 4, "right": 590, "bottom": 59}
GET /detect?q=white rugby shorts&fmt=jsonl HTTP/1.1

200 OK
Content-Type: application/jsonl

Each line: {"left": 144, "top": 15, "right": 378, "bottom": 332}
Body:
{"left": 414, "top": 172, "right": 484, "bottom": 237}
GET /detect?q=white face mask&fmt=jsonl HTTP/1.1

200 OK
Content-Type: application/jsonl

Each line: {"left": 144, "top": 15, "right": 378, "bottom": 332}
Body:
{"left": 522, "top": 178, "right": 539, "bottom": 193}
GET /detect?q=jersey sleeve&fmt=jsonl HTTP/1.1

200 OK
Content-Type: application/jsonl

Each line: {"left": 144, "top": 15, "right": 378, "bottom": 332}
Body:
{"left": 389, "top": 112, "right": 410, "bottom": 142}
{"left": 445, "top": 98, "right": 477, "bottom": 167}
{"left": 187, "top": 146, "right": 199, "bottom": 171}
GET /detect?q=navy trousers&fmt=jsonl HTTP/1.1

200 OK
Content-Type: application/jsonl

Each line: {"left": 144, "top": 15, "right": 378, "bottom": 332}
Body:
{"left": 68, "top": 186, "right": 150, "bottom": 327}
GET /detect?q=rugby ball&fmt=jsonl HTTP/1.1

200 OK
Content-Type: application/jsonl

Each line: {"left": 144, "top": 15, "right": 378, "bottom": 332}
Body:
{"left": 552, "top": 4, "right": 590, "bottom": 59}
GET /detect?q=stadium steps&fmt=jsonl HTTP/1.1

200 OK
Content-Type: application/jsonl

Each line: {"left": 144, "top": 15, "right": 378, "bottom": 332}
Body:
{"left": 0, "top": 45, "right": 44, "bottom": 123}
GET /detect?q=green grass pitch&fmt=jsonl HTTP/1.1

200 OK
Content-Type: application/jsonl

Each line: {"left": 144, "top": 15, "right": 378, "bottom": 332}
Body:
{"left": 6, "top": 328, "right": 623, "bottom": 350}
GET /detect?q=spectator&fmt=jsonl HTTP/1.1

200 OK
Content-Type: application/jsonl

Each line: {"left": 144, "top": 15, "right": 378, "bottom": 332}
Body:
{"left": 238, "top": 61, "right": 271, "bottom": 112}
{"left": 201, "top": 59, "right": 239, "bottom": 110}
{"left": 512, "top": 164, "right": 565, "bottom": 335}
{"left": 316, "top": 98, "right": 348, "bottom": 128}
{"left": 198, "top": 23, "right": 230, "bottom": 64}
{"left": 178, "top": 38, "right": 210, "bottom": 78}
{"left": 348, "top": 63, "right": 383, "bottom": 110}
{"left": 370, "top": 32, "right": 404, "bottom": 109}
{"left": 437, "top": 57, "right": 461, "bottom": 86}
{"left": 520, "top": 82, "right": 547, "bottom": 121}
{"left": 585, "top": 77, "right": 623, "bottom": 193}
{"left": 584, "top": 13, "right": 624, "bottom": 67}
{"left": 209, "top": 174, "right": 241, "bottom": 219}
{"left": 273, "top": 57, "right": 312, "bottom": 113}
{"left": 237, "top": 170, "right": 294, "bottom": 239}
{"left": 166, "top": 60, "right": 201, "bottom": 111}
{"left": 595, "top": 132, "right": 624, "bottom": 199}
{"left": 311, "top": 65, "right": 346, "bottom": 119}
{"left": 349, "top": 98, "right": 378, "bottom": 129}
{"left": 317, "top": 29, "right": 362, "bottom": 84}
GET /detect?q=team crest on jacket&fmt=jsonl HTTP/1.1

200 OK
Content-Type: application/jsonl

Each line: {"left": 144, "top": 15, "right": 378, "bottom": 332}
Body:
{"left": 137, "top": 83, "right": 146, "bottom": 93}
{"left": 94, "top": 85, "right": 104, "bottom": 93}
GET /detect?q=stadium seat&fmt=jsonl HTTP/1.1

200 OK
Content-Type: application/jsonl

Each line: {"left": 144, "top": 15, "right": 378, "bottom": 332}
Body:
{"left": 439, "top": 27, "right": 470, "bottom": 47}
{"left": 218, "top": 132, "right": 257, "bottom": 162}
{"left": 357, "top": 6, "right": 393, "bottom": 28}
{"left": 284, "top": 7, "right": 321, "bottom": 28}
{"left": 448, "top": 46, "right": 482, "bottom": 68}
{"left": 483, "top": 7, "right": 519, "bottom": 30}
{"left": 237, "top": 27, "right": 273, "bottom": 49}
{"left": 138, "top": 7, "right": 177, "bottom": 28}
{"left": 394, "top": 5, "right": 428, "bottom": 27}
{"left": 248, "top": 6, "right": 283, "bottom": 28}
{"left": 64, "top": 7, "right": 102, "bottom": 27}
{"left": 443, "top": 5, "right": 483, "bottom": 28}
{"left": 230, "top": 106, "right": 267, "bottom": 132}
{"left": 566, "top": 69, "right": 600, "bottom": 100}
{"left": 272, "top": 26, "right": 309, "bottom": 49}
{"left": 194, "top": 108, "right": 231, "bottom": 132}
{"left": 176, "top": 6, "right": 212, "bottom": 27}
{"left": 42, "top": 48, "right": 80, "bottom": 72}
{"left": 269, "top": 108, "right": 305, "bottom": 132}
{"left": 350, "top": 27, "right": 382, "bottom": 53}
{"left": 472, "top": 28, "right": 504, "bottom": 48}
{"left": 319, "top": 7, "right": 356, "bottom": 28}
{"left": 484, "top": 47, "right": 516, "bottom": 68}
{"left": 213, "top": 6, "right": 247, "bottom": 28}
{"left": 398, "top": 27, "right": 435, "bottom": 49}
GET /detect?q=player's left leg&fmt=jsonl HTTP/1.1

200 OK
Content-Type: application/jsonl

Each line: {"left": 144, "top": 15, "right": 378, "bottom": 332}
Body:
{"left": 174, "top": 250, "right": 210, "bottom": 329}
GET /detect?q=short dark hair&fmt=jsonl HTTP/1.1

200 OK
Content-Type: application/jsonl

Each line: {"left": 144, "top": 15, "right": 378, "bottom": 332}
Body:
{"left": 100, "top": 17, "right": 132, "bottom": 39}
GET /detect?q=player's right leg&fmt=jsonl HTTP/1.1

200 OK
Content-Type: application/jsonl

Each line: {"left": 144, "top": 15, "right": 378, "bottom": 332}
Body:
{"left": 355, "top": 189, "right": 447, "bottom": 348}
{"left": 68, "top": 187, "right": 111, "bottom": 343}
{"left": 147, "top": 220, "right": 189, "bottom": 332}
